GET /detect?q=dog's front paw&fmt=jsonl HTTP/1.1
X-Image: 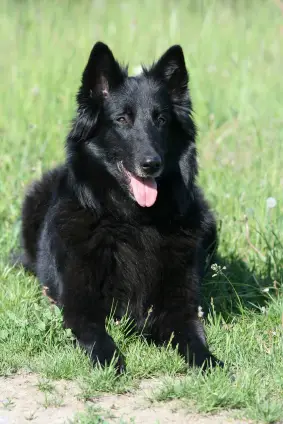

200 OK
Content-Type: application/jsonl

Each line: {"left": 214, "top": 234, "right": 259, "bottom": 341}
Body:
{"left": 186, "top": 345, "right": 224, "bottom": 371}
{"left": 89, "top": 333, "right": 125, "bottom": 373}
{"left": 200, "top": 354, "right": 224, "bottom": 371}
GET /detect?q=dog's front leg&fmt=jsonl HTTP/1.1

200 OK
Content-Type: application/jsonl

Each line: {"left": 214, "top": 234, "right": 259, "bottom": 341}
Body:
{"left": 58, "top": 260, "right": 125, "bottom": 373}
{"left": 150, "top": 266, "right": 223, "bottom": 370}
{"left": 63, "top": 311, "right": 125, "bottom": 372}
{"left": 151, "top": 311, "right": 221, "bottom": 369}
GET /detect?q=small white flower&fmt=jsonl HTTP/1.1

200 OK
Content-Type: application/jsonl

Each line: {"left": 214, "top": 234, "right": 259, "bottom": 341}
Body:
{"left": 211, "top": 263, "right": 226, "bottom": 277}
{"left": 133, "top": 65, "right": 142, "bottom": 76}
{"left": 260, "top": 306, "right": 267, "bottom": 314}
{"left": 262, "top": 287, "right": 270, "bottom": 293}
{"left": 266, "top": 197, "right": 277, "bottom": 209}
{"left": 31, "top": 86, "right": 40, "bottom": 96}
{"left": 198, "top": 306, "right": 204, "bottom": 318}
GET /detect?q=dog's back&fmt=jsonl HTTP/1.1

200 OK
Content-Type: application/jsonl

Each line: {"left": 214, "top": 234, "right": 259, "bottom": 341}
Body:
{"left": 19, "top": 166, "right": 65, "bottom": 273}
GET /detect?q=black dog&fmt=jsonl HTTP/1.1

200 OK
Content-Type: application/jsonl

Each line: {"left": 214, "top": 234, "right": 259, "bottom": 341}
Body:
{"left": 18, "top": 42, "right": 222, "bottom": 371}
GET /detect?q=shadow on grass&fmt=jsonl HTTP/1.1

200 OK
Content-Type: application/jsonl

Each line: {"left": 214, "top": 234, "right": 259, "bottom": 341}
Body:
{"left": 202, "top": 253, "right": 282, "bottom": 319}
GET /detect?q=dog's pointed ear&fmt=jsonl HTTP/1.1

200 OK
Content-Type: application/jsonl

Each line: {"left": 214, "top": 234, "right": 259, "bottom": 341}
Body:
{"left": 149, "top": 45, "right": 188, "bottom": 98}
{"left": 81, "top": 42, "right": 125, "bottom": 99}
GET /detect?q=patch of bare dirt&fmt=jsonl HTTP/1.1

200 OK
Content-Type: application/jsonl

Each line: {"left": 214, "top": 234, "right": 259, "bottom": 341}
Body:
{"left": 95, "top": 379, "right": 252, "bottom": 424}
{"left": 0, "top": 373, "right": 83, "bottom": 424}
{"left": 0, "top": 373, "right": 253, "bottom": 424}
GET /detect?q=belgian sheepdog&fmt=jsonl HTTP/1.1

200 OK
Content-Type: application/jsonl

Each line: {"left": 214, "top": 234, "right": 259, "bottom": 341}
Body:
{"left": 18, "top": 42, "right": 222, "bottom": 371}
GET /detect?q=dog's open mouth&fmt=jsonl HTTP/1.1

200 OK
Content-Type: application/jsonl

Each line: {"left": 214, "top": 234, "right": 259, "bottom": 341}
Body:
{"left": 118, "top": 162, "right": 158, "bottom": 207}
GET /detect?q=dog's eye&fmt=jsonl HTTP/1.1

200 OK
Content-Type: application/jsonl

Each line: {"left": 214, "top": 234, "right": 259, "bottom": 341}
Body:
{"left": 157, "top": 115, "right": 167, "bottom": 125}
{"left": 117, "top": 116, "right": 127, "bottom": 124}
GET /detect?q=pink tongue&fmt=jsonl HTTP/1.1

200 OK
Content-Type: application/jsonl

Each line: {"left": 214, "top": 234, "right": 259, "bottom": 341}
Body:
{"left": 128, "top": 173, "right": 158, "bottom": 207}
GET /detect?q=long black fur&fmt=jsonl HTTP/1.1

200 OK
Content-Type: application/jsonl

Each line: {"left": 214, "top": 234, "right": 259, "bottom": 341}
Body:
{"left": 18, "top": 42, "right": 222, "bottom": 371}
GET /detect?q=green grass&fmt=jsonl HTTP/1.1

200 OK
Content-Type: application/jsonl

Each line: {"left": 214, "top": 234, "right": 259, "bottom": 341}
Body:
{"left": 1, "top": 0, "right": 283, "bottom": 422}
{"left": 69, "top": 406, "right": 134, "bottom": 424}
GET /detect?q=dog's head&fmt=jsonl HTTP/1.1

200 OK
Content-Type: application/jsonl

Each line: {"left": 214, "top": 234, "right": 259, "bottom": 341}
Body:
{"left": 69, "top": 42, "right": 197, "bottom": 208}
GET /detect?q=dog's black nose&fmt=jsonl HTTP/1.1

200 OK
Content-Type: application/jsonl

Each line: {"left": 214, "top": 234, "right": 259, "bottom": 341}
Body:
{"left": 141, "top": 156, "right": 162, "bottom": 175}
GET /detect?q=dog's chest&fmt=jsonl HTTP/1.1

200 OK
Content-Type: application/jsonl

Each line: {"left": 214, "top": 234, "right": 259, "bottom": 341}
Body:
{"left": 95, "top": 220, "right": 195, "bottom": 318}
{"left": 110, "top": 223, "right": 162, "bottom": 284}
